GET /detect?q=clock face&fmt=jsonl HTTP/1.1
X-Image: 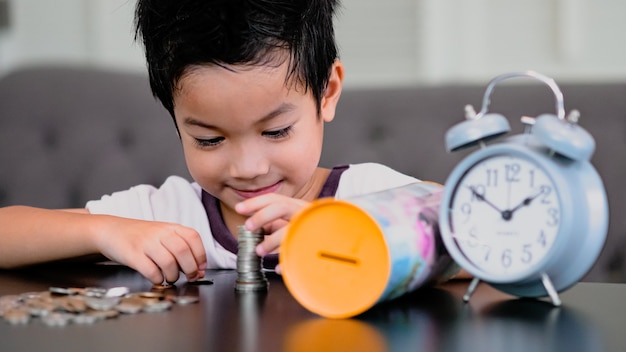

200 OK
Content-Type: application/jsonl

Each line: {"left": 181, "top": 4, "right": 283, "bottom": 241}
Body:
{"left": 447, "top": 154, "right": 561, "bottom": 278}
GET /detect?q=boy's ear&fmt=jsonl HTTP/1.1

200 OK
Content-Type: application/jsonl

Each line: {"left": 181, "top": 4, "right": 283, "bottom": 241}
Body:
{"left": 320, "top": 60, "right": 344, "bottom": 123}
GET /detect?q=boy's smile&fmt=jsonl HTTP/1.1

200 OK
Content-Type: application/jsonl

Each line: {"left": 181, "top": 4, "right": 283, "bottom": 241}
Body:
{"left": 230, "top": 181, "right": 282, "bottom": 199}
{"left": 172, "top": 58, "right": 343, "bottom": 229}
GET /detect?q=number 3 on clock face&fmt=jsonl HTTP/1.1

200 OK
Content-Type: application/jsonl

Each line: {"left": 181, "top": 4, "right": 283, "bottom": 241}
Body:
{"left": 448, "top": 154, "right": 560, "bottom": 279}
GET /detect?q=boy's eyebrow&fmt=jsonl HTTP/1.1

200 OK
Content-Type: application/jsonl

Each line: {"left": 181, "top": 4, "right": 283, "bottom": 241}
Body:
{"left": 182, "top": 103, "right": 297, "bottom": 129}
{"left": 257, "top": 103, "right": 297, "bottom": 124}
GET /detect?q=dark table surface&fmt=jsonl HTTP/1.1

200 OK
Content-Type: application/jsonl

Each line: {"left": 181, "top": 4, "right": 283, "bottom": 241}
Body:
{"left": 0, "top": 263, "right": 624, "bottom": 352}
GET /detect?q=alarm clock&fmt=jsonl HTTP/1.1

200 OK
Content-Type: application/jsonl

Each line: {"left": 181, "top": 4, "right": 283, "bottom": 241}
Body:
{"left": 438, "top": 71, "right": 608, "bottom": 306}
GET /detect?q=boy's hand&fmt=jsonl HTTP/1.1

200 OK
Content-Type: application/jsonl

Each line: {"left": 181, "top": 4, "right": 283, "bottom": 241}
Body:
{"left": 235, "top": 194, "right": 309, "bottom": 272}
{"left": 94, "top": 216, "right": 207, "bottom": 285}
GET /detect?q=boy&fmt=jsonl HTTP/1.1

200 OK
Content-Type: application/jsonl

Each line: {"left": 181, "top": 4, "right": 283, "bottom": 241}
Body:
{"left": 0, "top": 0, "right": 418, "bottom": 284}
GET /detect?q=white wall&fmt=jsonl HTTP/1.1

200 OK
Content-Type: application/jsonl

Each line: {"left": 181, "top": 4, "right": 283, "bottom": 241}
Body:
{"left": 1, "top": 0, "right": 626, "bottom": 87}
{"left": 0, "top": 0, "right": 144, "bottom": 74}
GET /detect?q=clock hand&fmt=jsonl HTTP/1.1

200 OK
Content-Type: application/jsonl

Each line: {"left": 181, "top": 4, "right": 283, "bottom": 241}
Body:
{"left": 506, "top": 189, "right": 544, "bottom": 218}
{"left": 468, "top": 186, "right": 507, "bottom": 219}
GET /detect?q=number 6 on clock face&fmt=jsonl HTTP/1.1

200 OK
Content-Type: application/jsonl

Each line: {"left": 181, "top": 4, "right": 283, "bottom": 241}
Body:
{"left": 448, "top": 154, "right": 561, "bottom": 280}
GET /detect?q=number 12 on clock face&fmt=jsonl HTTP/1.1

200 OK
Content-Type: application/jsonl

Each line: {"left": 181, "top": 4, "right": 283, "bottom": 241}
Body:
{"left": 448, "top": 154, "right": 561, "bottom": 279}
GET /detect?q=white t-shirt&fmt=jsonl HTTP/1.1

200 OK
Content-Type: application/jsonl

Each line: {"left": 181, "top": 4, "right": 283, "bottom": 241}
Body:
{"left": 86, "top": 162, "right": 418, "bottom": 269}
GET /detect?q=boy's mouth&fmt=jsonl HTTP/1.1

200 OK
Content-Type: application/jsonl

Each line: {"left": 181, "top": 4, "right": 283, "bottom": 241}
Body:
{"left": 231, "top": 181, "right": 281, "bottom": 199}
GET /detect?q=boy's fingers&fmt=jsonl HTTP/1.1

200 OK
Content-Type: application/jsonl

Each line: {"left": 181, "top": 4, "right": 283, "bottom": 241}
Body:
{"left": 161, "top": 230, "right": 206, "bottom": 281}
{"left": 133, "top": 257, "right": 166, "bottom": 284}
{"left": 159, "top": 256, "right": 181, "bottom": 284}
{"left": 256, "top": 227, "right": 286, "bottom": 256}
{"left": 244, "top": 201, "right": 307, "bottom": 231}
{"left": 145, "top": 241, "right": 181, "bottom": 284}
{"left": 177, "top": 227, "right": 207, "bottom": 270}
{"left": 235, "top": 193, "right": 281, "bottom": 214}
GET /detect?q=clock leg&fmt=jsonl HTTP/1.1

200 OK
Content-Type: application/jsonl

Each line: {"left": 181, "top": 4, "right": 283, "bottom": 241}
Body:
{"left": 463, "top": 277, "right": 481, "bottom": 302}
{"left": 541, "top": 273, "right": 562, "bottom": 306}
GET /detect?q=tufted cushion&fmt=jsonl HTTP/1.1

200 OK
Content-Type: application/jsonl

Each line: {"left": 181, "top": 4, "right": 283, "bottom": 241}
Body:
{"left": 0, "top": 66, "right": 190, "bottom": 209}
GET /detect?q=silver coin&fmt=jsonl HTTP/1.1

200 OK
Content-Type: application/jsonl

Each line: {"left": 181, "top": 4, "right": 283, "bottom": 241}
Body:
{"left": 85, "top": 296, "right": 120, "bottom": 311}
{"left": 49, "top": 287, "right": 75, "bottom": 295}
{"left": 104, "top": 286, "right": 130, "bottom": 298}
{"left": 171, "top": 296, "right": 199, "bottom": 305}
{"left": 143, "top": 300, "right": 172, "bottom": 313}
{"left": 116, "top": 301, "right": 144, "bottom": 314}
{"left": 18, "top": 291, "right": 42, "bottom": 301}
{"left": 84, "top": 287, "right": 108, "bottom": 298}
{"left": 41, "top": 312, "right": 72, "bottom": 327}
{"left": 86, "top": 309, "right": 119, "bottom": 320}
{"left": 72, "top": 313, "right": 99, "bottom": 325}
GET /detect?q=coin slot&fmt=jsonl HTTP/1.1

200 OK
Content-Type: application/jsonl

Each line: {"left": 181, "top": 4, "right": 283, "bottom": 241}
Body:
{"left": 318, "top": 251, "right": 359, "bottom": 265}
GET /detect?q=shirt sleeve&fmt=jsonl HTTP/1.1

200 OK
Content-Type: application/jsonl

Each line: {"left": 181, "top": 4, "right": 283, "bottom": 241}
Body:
{"left": 85, "top": 176, "right": 202, "bottom": 223}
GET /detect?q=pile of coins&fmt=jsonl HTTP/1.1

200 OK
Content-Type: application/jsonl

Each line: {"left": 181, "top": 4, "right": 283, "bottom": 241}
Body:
{"left": 0, "top": 285, "right": 198, "bottom": 327}
{"left": 235, "top": 225, "right": 269, "bottom": 292}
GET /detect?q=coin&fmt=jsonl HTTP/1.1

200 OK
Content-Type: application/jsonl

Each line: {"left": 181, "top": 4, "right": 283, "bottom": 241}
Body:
{"left": 0, "top": 295, "right": 20, "bottom": 317}
{"left": 152, "top": 283, "right": 174, "bottom": 291}
{"left": 85, "top": 296, "right": 120, "bottom": 311}
{"left": 143, "top": 300, "right": 172, "bottom": 313}
{"left": 49, "top": 287, "right": 76, "bottom": 295}
{"left": 86, "top": 309, "right": 119, "bottom": 321}
{"left": 72, "top": 313, "right": 99, "bottom": 325}
{"left": 56, "top": 296, "right": 87, "bottom": 313}
{"left": 3, "top": 308, "right": 30, "bottom": 325}
{"left": 83, "top": 287, "right": 108, "bottom": 298}
{"left": 116, "top": 301, "right": 143, "bottom": 314}
{"left": 138, "top": 291, "right": 165, "bottom": 300}
{"left": 41, "top": 312, "right": 72, "bottom": 327}
{"left": 104, "top": 286, "right": 130, "bottom": 297}
{"left": 171, "top": 296, "right": 199, "bottom": 305}
{"left": 187, "top": 279, "right": 214, "bottom": 285}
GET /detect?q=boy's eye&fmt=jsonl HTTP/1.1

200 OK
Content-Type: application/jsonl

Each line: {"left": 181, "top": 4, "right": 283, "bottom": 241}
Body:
{"left": 194, "top": 136, "right": 224, "bottom": 147}
{"left": 263, "top": 126, "right": 292, "bottom": 139}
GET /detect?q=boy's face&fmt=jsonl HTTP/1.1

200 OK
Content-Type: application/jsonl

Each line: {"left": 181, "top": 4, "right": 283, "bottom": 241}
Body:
{"left": 173, "top": 59, "right": 342, "bottom": 212}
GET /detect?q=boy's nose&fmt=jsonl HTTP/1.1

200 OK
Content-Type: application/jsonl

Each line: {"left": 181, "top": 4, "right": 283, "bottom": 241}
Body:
{"left": 229, "top": 148, "right": 270, "bottom": 179}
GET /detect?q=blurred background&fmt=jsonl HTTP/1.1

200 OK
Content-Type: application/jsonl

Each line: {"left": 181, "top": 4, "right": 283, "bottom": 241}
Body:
{"left": 1, "top": 0, "right": 626, "bottom": 86}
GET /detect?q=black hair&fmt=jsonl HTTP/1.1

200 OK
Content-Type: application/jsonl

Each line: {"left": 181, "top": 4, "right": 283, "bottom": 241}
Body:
{"left": 134, "top": 0, "right": 340, "bottom": 124}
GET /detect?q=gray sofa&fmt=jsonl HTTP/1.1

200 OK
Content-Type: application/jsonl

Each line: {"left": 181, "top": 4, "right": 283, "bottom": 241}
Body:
{"left": 1, "top": 66, "right": 624, "bottom": 282}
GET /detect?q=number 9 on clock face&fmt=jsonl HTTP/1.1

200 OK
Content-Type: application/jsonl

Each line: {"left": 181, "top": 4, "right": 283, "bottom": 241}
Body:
{"left": 448, "top": 154, "right": 560, "bottom": 279}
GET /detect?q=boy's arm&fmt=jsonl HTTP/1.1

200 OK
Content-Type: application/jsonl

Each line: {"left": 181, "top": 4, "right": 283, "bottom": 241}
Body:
{"left": 0, "top": 206, "right": 99, "bottom": 268}
{"left": 0, "top": 205, "right": 207, "bottom": 284}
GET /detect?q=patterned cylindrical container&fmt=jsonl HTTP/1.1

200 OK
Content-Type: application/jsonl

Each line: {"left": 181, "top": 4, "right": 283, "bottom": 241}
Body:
{"left": 280, "top": 182, "right": 459, "bottom": 318}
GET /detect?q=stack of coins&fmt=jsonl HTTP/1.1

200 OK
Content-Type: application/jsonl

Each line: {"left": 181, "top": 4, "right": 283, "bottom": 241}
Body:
{"left": 235, "top": 225, "right": 269, "bottom": 292}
